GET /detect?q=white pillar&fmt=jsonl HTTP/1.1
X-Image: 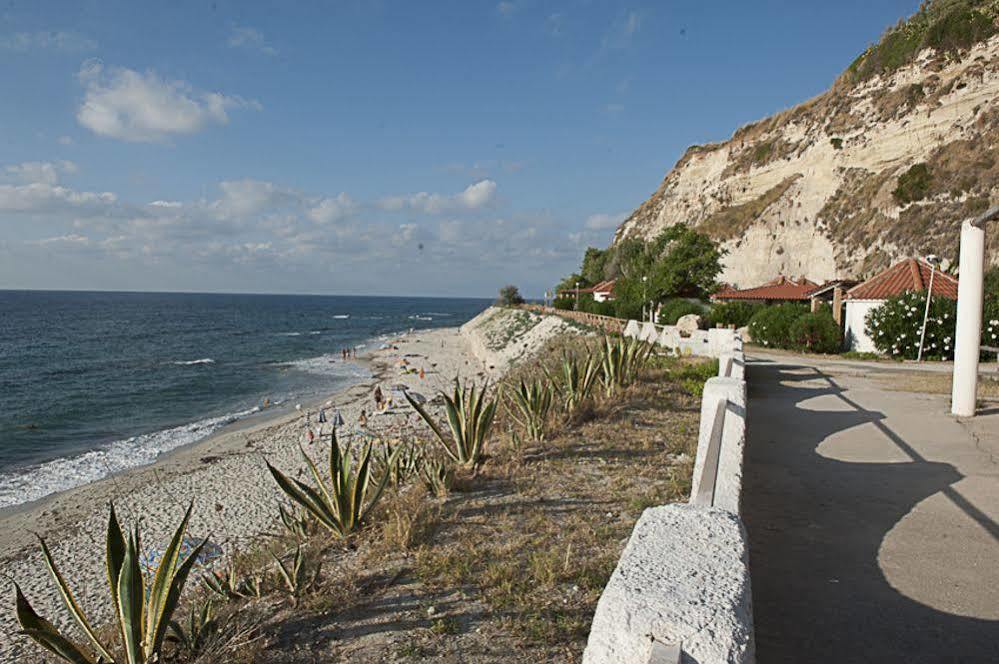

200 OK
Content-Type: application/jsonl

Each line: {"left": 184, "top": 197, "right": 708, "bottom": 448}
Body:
{"left": 951, "top": 221, "right": 985, "bottom": 417}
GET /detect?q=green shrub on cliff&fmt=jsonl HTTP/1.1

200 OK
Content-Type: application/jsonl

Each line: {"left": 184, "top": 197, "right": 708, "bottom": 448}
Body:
{"left": 893, "top": 163, "right": 933, "bottom": 204}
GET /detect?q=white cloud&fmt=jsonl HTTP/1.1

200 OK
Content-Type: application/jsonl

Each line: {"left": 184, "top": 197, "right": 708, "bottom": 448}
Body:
{"left": 496, "top": 2, "right": 517, "bottom": 17}
{"left": 148, "top": 200, "right": 182, "bottom": 208}
{"left": 584, "top": 211, "right": 627, "bottom": 230}
{"left": 226, "top": 26, "right": 277, "bottom": 56}
{"left": 58, "top": 136, "right": 75, "bottom": 146}
{"left": 76, "top": 62, "right": 260, "bottom": 142}
{"left": 212, "top": 179, "right": 291, "bottom": 219}
{"left": 0, "top": 183, "right": 115, "bottom": 213}
{"left": 379, "top": 179, "right": 497, "bottom": 214}
{"left": 0, "top": 30, "right": 97, "bottom": 52}
{"left": 4, "top": 161, "right": 77, "bottom": 185}
{"left": 307, "top": 193, "right": 356, "bottom": 224}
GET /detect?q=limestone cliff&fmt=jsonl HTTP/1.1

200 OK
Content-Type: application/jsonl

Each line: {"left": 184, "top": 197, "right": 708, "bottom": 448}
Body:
{"left": 615, "top": 10, "right": 999, "bottom": 288}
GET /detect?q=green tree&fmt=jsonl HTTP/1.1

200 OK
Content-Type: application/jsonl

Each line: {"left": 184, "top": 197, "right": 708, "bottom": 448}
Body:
{"left": 580, "top": 247, "right": 609, "bottom": 284}
{"left": 497, "top": 285, "right": 525, "bottom": 306}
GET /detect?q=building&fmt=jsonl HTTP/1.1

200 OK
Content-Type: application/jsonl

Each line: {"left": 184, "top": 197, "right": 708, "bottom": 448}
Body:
{"left": 711, "top": 276, "right": 818, "bottom": 305}
{"left": 844, "top": 258, "right": 959, "bottom": 353}
{"left": 559, "top": 279, "right": 616, "bottom": 303}
{"left": 806, "top": 279, "right": 858, "bottom": 325}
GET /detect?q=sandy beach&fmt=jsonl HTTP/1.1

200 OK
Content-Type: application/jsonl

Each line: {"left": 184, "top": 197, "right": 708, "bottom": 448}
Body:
{"left": 0, "top": 324, "right": 488, "bottom": 661}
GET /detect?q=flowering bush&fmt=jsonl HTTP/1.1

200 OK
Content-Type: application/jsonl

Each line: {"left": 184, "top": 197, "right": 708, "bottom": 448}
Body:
{"left": 748, "top": 303, "right": 808, "bottom": 348}
{"left": 865, "top": 291, "right": 956, "bottom": 360}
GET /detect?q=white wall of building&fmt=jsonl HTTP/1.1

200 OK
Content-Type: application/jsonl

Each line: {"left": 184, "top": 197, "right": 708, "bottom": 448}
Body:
{"left": 844, "top": 300, "right": 882, "bottom": 353}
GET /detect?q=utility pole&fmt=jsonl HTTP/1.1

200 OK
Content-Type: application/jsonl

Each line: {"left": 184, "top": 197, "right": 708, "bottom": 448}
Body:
{"left": 917, "top": 254, "right": 941, "bottom": 362}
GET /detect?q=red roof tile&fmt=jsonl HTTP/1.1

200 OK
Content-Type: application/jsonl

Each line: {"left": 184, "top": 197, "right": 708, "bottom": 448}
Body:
{"left": 713, "top": 276, "right": 818, "bottom": 301}
{"left": 847, "top": 258, "right": 958, "bottom": 301}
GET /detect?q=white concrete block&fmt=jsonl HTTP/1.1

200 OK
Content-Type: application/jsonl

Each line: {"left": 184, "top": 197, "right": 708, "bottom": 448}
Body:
{"left": 583, "top": 504, "right": 756, "bottom": 664}
{"left": 624, "top": 319, "right": 642, "bottom": 338}
{"left": 640, "top": 321, "right": 660, "bottom": 342}
{"left": 691, "top": 377, "right": 747, "bottom": 514}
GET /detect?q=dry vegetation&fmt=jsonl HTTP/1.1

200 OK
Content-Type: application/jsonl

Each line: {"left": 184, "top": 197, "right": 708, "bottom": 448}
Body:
{"left": 19, "top": 335, "right": 710, "bottom": 664}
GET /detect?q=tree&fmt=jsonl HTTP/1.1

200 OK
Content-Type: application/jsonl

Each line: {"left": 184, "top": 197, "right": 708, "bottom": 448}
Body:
{"left": 612, "top": 225, "right": 725, "bottom": 318}
{"left": 497, "top": 285, "right": 525, "bottom": 306}
{"left": 580, "top": 247, "right": 610, "bottom": 284}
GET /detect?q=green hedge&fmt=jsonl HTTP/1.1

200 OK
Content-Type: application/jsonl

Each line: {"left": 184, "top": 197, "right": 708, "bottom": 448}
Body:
{"left": 706, "top": 300, "right": 762, "bottom": 329}
{"left": 747, "top": 303, "right": 808, "bottom": 349}
{"left": 789, "top": 311, "right": 843, "bottom": 354}
{"left": 658, "top": 299, "right": 706, "bottom": 325}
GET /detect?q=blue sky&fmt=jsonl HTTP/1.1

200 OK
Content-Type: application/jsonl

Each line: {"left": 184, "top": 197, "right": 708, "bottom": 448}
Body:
{"left": 0, "top": 0, "right": 919, "bottom": 297}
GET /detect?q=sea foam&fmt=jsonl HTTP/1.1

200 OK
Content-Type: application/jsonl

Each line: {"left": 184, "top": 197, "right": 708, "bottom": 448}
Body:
{"left": 0, "top": 406, "right": 260, "bottom": 510}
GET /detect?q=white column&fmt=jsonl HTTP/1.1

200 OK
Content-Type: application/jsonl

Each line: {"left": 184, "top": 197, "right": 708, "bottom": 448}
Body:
{"left": 951, "top": 221, "right": 985, "bottom": 417}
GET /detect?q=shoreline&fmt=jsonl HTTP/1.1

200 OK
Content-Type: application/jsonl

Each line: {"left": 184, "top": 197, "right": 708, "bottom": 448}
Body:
{"left": 0, "top": 324, "right": 484, "bottom": 661}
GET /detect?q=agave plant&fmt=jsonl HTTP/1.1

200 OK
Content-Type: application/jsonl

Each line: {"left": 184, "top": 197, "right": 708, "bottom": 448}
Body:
{"left": 405, "top": 379, "right": 497, "bottom": 468}
{"left": 202, "top": 561, "right": 262, "bottom": 600}
{"left": 419, "top": 455, "right": 454, "bottom": 498}
{"left": 278, "top": 503, "right": 320, "bottom": 540}
{"left": 167, "top": 598, "right": 218, "bottom": 656}
{"left": 599, "top": 336, "right": 653, "bottom": 396}
{"left": 376, "top": 439, "right": 423, "bottom": 487}
{"left": 271, "top": 545, "right": 321, "bottom": 597}
{"left": 507, "top": 377, "right": 554, "bottom": 442}
{"left": 14, "top": 503, "right": 206, "bottom": 664}
{"left": 266, "top": 430, "right": 398, "bottom": 538}
{"left": 548, "top": 351, "right": 600, "bottom": 413}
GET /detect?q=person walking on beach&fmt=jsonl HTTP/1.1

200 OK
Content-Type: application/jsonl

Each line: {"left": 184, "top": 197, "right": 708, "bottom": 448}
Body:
{"left": 359, "top": 409, "right": 368, "bottom": 427}
{"left": 374, "top": 385, "right": 383, "bottom": 411}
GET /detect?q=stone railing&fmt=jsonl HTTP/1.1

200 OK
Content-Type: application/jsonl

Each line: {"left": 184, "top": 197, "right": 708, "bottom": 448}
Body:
{"left": 518, "top": 304, "right": 626, "bottom": 335}
{"left": 584, "top": 327, "right": 754, "bottom": 664}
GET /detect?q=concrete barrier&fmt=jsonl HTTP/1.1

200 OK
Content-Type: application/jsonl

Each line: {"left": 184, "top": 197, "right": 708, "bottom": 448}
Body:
{"left": 583, "top": 505, "right": 754, "bottom": 664}
{"left": 584, "top": 332, "right": 754, "bottom": 664}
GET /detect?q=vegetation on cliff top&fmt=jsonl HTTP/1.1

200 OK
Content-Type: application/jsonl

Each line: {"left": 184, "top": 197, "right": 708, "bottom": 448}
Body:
{"left": 846, "top": 0, "right": 998, "bottom": 81}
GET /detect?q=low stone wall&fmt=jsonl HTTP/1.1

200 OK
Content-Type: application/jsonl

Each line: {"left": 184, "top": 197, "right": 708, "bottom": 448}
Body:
{"left": 584, "top": 330, "right": 754, "bottom": 664}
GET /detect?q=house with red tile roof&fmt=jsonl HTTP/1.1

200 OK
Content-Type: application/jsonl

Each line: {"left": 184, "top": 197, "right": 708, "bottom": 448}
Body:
{"left": 844, "top": 258, "right": 958, "bottom": 353}
{"left": 712, "top": 276, "right": 818, "bottom": 304}
{"left": 558, "top": 279, "right": 616, "bottom": 303}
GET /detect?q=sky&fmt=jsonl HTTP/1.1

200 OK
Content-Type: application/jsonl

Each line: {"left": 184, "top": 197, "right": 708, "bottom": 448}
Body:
{"left": 0, "top": 0, "right": 921, "bottom": 298}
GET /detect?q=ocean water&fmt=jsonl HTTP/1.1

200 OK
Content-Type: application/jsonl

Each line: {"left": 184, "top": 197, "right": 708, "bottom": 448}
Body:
{"left": 0, "top": 291, "right": 489, "bottom": 509}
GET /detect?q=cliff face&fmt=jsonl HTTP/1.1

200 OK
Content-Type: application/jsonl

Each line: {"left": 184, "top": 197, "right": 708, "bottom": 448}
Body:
{"left": 615, "top": 35, "right": 999, "bottom": 288}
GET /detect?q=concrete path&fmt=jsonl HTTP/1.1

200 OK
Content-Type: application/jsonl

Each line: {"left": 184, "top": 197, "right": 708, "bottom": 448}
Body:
{"left": 742, "top": 352, "right": 999, "bottom": 663}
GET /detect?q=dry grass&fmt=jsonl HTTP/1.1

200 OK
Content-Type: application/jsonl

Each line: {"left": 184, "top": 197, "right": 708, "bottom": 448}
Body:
{"left": 84, "top": 337, "right": 706, "bottom": 664}
{"left": 878, "top": 370, "right": 999, "bottom": 400}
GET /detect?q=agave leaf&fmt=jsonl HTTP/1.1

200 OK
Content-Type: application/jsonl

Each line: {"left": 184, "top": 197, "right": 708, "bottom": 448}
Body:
{"left": 359, "top": 444, "right": 399, "bottom": 524}
{"left": 106, "top": 504, "right": 126, "bottom": 618}
{"left": 15, "top": 584, "right": 97, "bottom": 664}
{"left": 37, "top": 538, "right": 114, "bottom": 662}
{"left": 406, "top": 392, "right": 459, "bottom": 463}
{"left": 148, "top": 536, "right": 207, "bottom": 655}
{"left": 116, "top": 531, "right": 145, "bottom": 664}
{"left": 297, "top": 443, "right": 333, "bottom": 514}
{"left": 266, "top": 460, "right": 338, "bottom": 532}
{"left": 145, "top": 502, "right": 193, "bottom": 651}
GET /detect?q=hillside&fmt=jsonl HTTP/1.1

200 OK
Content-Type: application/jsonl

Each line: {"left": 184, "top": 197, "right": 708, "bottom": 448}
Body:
{"left": 615, "top": 0, "right": 999, "bottom": 287}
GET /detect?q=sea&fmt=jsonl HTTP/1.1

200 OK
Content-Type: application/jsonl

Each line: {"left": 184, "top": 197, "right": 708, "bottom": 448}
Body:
{"left": 0, "top": 291, "right": 489, "bottom": 510}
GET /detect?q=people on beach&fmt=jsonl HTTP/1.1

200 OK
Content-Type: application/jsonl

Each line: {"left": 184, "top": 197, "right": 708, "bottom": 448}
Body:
{"left": 374, "top": 385, "right": 383, "bottom": 410}
{"left": 359, "top": 409, "right": 368, "bottom": 427}
{"left": 419, "top": 367, "right": 425, "bottom": 380}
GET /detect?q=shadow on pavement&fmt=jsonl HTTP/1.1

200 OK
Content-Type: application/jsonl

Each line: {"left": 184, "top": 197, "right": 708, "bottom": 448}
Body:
{"left": 742, "top": 358, "right": 999, "bottom": 663}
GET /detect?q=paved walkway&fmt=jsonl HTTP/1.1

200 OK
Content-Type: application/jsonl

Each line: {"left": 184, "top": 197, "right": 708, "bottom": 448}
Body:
{"left": 743, "top": 352, "right": 999, "bottom": 663}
